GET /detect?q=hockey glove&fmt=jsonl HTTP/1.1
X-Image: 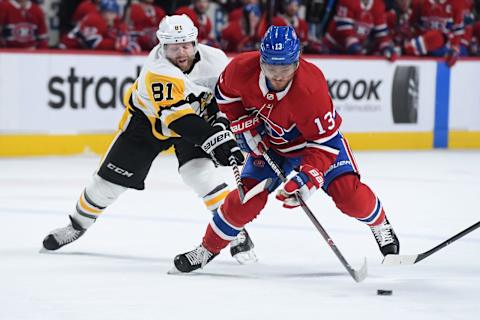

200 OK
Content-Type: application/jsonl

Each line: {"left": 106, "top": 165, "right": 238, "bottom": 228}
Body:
{"left": 230, "top": 115, "right": 269, "bottom": 157}
{"left": 382, "top": 46, "right": 398, "bottom": 62}
{"left": 276, "top": 165, "right": 324, "bottom": 209}
{"left": 346, "top": 42, "right": 362, "bottom": 55}
{"left": 201, "top": 127, "right": 245, "bottom": 166}
{"left": 445, "top": 46, "right": 460, "bottom": 68}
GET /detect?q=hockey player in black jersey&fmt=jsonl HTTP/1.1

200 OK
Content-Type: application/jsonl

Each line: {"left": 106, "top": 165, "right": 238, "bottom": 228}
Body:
{"left": 42, "top": 14, "right": 257, "bottom": 264}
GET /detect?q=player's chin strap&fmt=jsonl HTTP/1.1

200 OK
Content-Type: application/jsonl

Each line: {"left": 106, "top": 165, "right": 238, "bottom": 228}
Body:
{"left": 261, "top": 151, "right": 368, "bottom": 283}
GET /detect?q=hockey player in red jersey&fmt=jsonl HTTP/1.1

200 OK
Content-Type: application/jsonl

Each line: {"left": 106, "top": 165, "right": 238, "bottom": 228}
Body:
{"left": 72, "top": 0, "right": 99, "bottom": 24}
{"left": 323, "top": 0, "right": 396, "bottom": 61}
{"left": 262, "top": 0, "right": 309, "bottom": 46}
{"left": 128, "top": 0, "right": 165, "bottom": 51}
{"left": 172, "top": 25, "right": 400, "bottom": 273}
{"left": 0, "top": 0, "right": 48, "bottom": 48}
{"left": 221, "top": 3, "right": 262, "bottom": 52}
{"left": 42, "top": 15, "right": 256, "bottom": 265}
{"left": 175, "top": 0, "right": 217, "bottom": 47}
{"left": 403, "top": 0, "right": 465, "bottom": 67}
{"left": 61, "top": 0, "right": 140, "bottom": 53}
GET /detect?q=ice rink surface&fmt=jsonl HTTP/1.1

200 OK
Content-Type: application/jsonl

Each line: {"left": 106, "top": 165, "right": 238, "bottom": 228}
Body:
{"left": 1, "top": 151, "right": 479, "bottom": 320}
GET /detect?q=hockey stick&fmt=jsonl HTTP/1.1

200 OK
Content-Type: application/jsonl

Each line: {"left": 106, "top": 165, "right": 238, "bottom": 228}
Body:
{"left": 229, "top": 155, "right": 270, "bottom": 204}
{"left": 229, "top": 155, "right": 245, "bottom": 202}
{"left": 383, "top": 220, "right": 480, "bottom": 265}
{"left": 262, "top": 152, "right": 368, "bottom": 283}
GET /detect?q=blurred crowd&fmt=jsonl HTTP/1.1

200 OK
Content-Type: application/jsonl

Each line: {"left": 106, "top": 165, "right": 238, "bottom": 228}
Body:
{"left": 1, "top": 0, "right": 480, "bottom": 66}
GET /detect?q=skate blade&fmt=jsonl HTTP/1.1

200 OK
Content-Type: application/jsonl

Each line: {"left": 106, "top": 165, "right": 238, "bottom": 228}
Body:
{"left": 167, "top": 266, "right": 182, "bottom": 275}
{"left": 233, "top": 250, "right": 258, "bottom": 265}
{"left": 39, "top": 247, "right": 52, "bottom": 254}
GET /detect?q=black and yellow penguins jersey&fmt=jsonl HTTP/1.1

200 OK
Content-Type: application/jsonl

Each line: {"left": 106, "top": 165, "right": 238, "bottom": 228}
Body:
{"left": 121, "top": 43, "right": 229, "bottom": 140}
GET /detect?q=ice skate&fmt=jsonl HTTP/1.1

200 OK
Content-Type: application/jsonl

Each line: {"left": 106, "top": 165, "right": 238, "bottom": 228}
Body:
{"left": 370, "top": 217, "right": 400, "bottom": 256}
{"left": 230, "top": 228, "right": 257, "bottom": 264}
{"left": 42, "top": 216, "right": 87, "bottom": 251}
{"left": 171, "top": 244, "right": 218, "bottom": 273}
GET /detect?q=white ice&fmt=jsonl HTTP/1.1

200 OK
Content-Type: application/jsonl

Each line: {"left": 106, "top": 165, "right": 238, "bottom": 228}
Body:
{"left": 0, "top": 151, "right": 479, "bottom": 320}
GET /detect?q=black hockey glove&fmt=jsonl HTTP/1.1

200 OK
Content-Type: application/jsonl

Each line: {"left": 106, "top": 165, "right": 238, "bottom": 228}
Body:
{"left": 200, "top": 127, "right": 245, "bottom": 166}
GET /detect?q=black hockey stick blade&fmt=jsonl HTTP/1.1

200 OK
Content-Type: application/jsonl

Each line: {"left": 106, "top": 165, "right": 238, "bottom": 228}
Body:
{"left": 383, "top": 220, "right": 480, "bottom": 265}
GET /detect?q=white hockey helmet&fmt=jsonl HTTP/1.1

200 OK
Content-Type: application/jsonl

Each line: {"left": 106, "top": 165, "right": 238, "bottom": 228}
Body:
{"left": 156, "top": 14, "right": 198, "bottom": 46}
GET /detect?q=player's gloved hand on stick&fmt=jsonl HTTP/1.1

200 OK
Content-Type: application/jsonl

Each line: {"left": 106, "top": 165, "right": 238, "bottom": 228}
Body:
{"left": 230, "top": 115, "right": 269, "bottom": 157}
{"left": 445, "top": 46, "right": 459, "bottom": 67}
{"left": 276, "top": 164, "right": 324, "bottom": 208}
{"left": 201, "top": 127, "right": 245, "bottom": 166}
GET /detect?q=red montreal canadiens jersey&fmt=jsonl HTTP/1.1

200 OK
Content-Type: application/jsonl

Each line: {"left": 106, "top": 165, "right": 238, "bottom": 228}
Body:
{"left": 413, "top": 0, "right": 464, "bottom": 48}
{"left": 61, "top": 12, "right": 127, "bottom": 50}
{"left": 325, "top": 0, "right": 390, "bottom": 52}
{"left": 216, "top": 52, "right": 342, "bottom": 173}
{"left": 0, "top": 0, "right": 48, "bottom": 48}
{"left": 174, "top": 6, "right": 212, "bottom": 45}
{"left": 129, "top": 2, "right": 165, "bottom": 50}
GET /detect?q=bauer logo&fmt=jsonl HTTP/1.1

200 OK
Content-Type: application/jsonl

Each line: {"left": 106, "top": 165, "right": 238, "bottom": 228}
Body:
{"left": 47, "top": 66, "right": 142, "bottom": 109}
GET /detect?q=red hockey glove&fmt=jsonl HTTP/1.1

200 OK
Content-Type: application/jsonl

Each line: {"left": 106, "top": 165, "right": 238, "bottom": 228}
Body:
{"left": 230, "top": 115, "right": 269, "bottom": 157}
{"left": 445, "top": 46, "right": 460, "bottom": 68}
{"left": 276, "top": 165, "right": 324, "bottom": 209}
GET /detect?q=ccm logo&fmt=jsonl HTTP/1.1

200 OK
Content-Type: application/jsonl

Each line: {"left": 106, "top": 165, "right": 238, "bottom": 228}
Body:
{"left": 107, "top": 163, "right": 134, "bottom": 177}
{"left": 231, "top": 117, "right": 259, "bottom": 133}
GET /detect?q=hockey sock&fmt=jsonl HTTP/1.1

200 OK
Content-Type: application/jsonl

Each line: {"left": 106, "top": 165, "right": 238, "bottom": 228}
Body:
{"left": 203, "top": 183, "right": 229, "bottom": 212}
{"left": 203, "top": 179, "right": 268, "bottom": 253}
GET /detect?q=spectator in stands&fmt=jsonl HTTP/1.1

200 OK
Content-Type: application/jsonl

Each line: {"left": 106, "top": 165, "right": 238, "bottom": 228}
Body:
{"left": 403, "top": 0, "right": 465, "bottom": 67}
{"left": 72, "top": 0, "right": 99, "bottom": 24}
{"left": 386, "top": 0, "right": 414, "bottom": 51}
{"left": 460, "top": 0, "right": 475, "bottom": 56}
{"left": 227, "top": 0, "right": 260, "bottom": 22}
{"left": 58, "top": 0, "right": 84, "bottom": 38}
{"left": 221, "top": 3, "right": 262, "bottom": 52}
{"left": 322, "top": 0, "right": 396, "bottom": 61}
{"left": 60, "top": 0, "right": 140, "bottom": 54}
{"left": 0, "top": 0, "right": 48, "bottom": 48}
{"left": 470, "top": 21, "right": 480, "bottom": 56}
{"left": 263, "top": 0, "right": 309, "bottom": 45}
{"left": 128, "top": 0, "right": 166, "bottom": 51}
{"left": 175, "top": 0, "right": 218, "bottom": 46}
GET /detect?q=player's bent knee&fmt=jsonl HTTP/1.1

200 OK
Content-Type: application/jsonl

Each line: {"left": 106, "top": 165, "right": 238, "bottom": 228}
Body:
{"left": 222, "top": 179, "right": 269, "bottom": 227}
{"left": 328, "top": 174, "right": 375, "bottom": 217}
{"left": 179, "top": 158, "right": 224, "bottom": 197}
{"left": 85, "top": 174, "right": 127, "bottom": 208}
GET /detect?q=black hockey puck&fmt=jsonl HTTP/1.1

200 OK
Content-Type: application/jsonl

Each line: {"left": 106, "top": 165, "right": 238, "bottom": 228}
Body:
{"left": 377, "top": 289, "right": 393, "bottom": 296}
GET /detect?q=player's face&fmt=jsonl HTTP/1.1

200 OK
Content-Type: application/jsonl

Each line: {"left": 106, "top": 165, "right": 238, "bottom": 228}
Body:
{"left": 194, "top": 0, "right": 209, "bottom": 14}
{"left": 261, "top": 63, "right": 298, "bottom": 91}
{"left": 285, "top": 2, "right": 299, "bottom": 17}
{"left": 101, "top": 11, "right": 117, "bottom": 26}
{"left": 164, "top": 42, "right": 196, "bottom": 72}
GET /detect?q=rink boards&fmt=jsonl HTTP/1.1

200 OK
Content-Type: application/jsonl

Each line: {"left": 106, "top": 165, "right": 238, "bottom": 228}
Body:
{"left": 0, "top": 50, "right": 479, "bottom": 156}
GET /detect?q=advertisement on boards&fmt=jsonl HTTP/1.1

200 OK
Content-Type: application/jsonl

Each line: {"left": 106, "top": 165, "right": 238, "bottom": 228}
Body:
{"left": 311, "top": 59, "right": 437, "bottom": 132}
{"left": 0, "top": 53, "right": 437, "bottom": 134}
